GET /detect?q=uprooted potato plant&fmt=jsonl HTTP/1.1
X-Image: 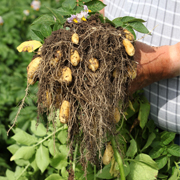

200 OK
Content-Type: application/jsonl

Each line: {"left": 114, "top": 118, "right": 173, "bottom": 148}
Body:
{"left": 26, "top": 14, "right": 137, "bottom": 170}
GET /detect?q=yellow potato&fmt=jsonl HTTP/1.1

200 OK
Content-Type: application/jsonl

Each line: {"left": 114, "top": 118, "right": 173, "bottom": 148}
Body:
{"left": 59, "top": 100, "right": 70, "bottom": 124}
{"left": 27, "top": 56, "right": 42, "bottom": 79}
{"left": 43, "top": 90, "right": 52, "bottom": 107}
{"left": 88, "top": 58, "right": 99, "bottom": 72}
{"left": 102, "top": 142, "right": 114, "bottom": 165}
{"left": 71, "top": 33, "right": 79, "bottom": 44}
{"left": 114, "top": 108, "right": 120, "bottom": 123}
{"left": 70, "top": 50, "right": 80, "bottom": 66}
{"left": 61, "top": 67, "right": 72, "bottom": 84}
{"left": 50, "top": 57, "right": 59, "bottom": 67}
{"left": 123, "top": 29, "right": 134, "bottom": 41}
{"left": 127, "top": 64, "right": 137, "bottom": 80}
{"left": 123, "top": 39, "right": 135, "bottom": 56}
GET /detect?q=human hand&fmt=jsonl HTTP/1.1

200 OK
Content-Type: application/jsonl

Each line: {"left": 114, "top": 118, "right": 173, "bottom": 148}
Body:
{"left": 128, "top": 41, "right": 180, "bottom": 94}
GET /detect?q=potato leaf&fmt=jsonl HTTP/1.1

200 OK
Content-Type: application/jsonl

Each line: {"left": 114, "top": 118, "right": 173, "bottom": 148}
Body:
{"left": 149, "top": 146, "right": 164, "bottom": 159}
{"left": 129, "top": 21, "right": 149, "bottom": 34}
{"left": 96, "top": 163, "right": 113, "bottom": 179}
{"left": 126, "top": 139, "right": 137, "bottom": 158}
{"left": 12, "top": 130, "right": 38, "bottom": 146}
{"left": 155, "top": 156, "right": 168, "bottom": 170}
{"left": 40, "top": 23, "right": 52, "bottom": 38}
{"left": 85, "top": 0, "right": 106, "bottom": 12}
{"left": 167, "top": 144, "right": 180, "bottom": 157}
{"left": 112, "top": 17, "right": 123, "bottom": 28}
{"left": 29, "top": 29, "right": 44, "bottom": 42}
{"left": 161, "top": 131, "right": 176, "bottom": 145}
{"left": 10, "top": 146, "right": 36, "bottom": 161}
{"left": 62, "top": 0, "right": 76, "bottom": 10}
{"left": 30, "top": 120, "right": 47, "bottom": 137}
{"left": 36, "top": 144, "right": 50, "bottom": 173}
{"left": 121, "top": 16, "right": 146, "bottom": 23}
{"left": 31, "top": 14, "right": 55, "bottom": 25}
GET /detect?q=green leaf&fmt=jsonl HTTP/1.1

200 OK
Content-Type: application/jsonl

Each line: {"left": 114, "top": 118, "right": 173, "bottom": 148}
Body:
{"left": 45, "top": 174, "right": 63, "bottom": 180}
{"left": 167, "top": 144, "right": 180, "bottom": 157}
{"left": 59, "top": 145, "right": 69, "bottom": 157}
{"left": 127, "top": 154, "right": 158, "bottom": 180}
{"left": 155, "top": 156, "right": 168, "bottom": 170}
{"left": 112, "top": 17, "right": 123, "bottom": 27}
{"left": 138, "top": 96, "right": 150, "bottom": 129}
{"left": 57, "top": 130, "right": 68, "bottom": 144}
{"left": 126, "top": 139, "right": 137, "bottom": 158}
{"left": 168, "top": 168, "right": 179, "bottom": 180}
{"left": 57, "top": 7, "right": 73, "bottom": 16}
{"left": 36, "top": 144, "right": 50, "bottom": 173}
{"left": 62, "top": 0, "right": 76, "bottom": 9}
{"left": 96, "top": 163, "right": 113, "bottom": 179}
{"left": 29, "top": 29, "right": 44, "bottom": 42}
{"left": 46, "top": 7, "right": 66, "bottom": 24}
{"left": 48, "top": 139, "right": 60, "bottom": 156}
{"left": 149, "top": 146, "right": 164, "bottom": 159}
{"left": 40, "top": 24, "right": 52, "bottom": 38}
{"left": 135, "top": 153, "right": 158, "bottom": 170}
{"left": 10, "top": 146, "right": 35, "bottom": 161}
{"left": 123, "top": 161, "right": 130, "bottom": 177}
{"left": 12, "top": 130, "right": 38, "bottom": 146}
{"left": 161, "top": 131, "right": 176, "bottom": 145}
{"left": 121, "top": 16, "right": 146, "bottom": 23}
{"left": 61, "top": 167, "right": 69, "bottom": 178}
{"left": 6, "top": 169, "right": 15, "bottom": 180}
{"left": 129, "top": 21, "right": 149, "bottom": 34}
{"left": 30, "top": 120, "right": 47, "bottom": 137}
{"left": 85, "top": 0, "right": 106, "bottom": 12}
{"left": 141, "top": 132, "right": 156, "bottom": 152}
{"left": 50, "top": 153, "right": 68, "bottom": 170}
{"left": 32, "top": 14, "right": 55, "bottom": 25}
{"left": 7, "top": 144, "right": 19, "bottom": 155}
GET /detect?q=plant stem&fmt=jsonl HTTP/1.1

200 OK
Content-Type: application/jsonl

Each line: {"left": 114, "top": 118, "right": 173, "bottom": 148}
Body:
{"left": 94, "top": 165, "right": 96, "bottom": 180}
{"left": 73, "top": 143, "right": 78, "bottom": 173}
{"left": 15, "top": 163, "right": 30, "bottom": 180}
{"left": 111, "top": 137, "right": 125, "bottom": 180}
{"left": 34, "top": 126, "right": 67, "bottom": 147}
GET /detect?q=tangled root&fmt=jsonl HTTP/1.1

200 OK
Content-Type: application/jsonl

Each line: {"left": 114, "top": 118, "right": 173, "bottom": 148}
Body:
{"left": 32, "top": 14, "right": 136, "bottom": 169}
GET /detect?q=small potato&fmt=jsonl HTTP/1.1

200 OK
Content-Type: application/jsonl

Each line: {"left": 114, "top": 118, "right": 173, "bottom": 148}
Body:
{"left": 114, "top": 108, "right": 120, "bottom": 123}
{"left": 59, "top": 100, "right": 70, "bottom": 124}
{"left": 50, "top": 57, "right": 59, "bottom": 67}
{"left": 61, "top": 67, "right": 72, "bottom": 84}
{"left": 71, "top": 33, "right": 79, "bottom": 44}
{"left": 113, "top": 68, "right": 119, "bottom": 78}
{"left": 70, "top": 50, "right": 80, "bottom": 66}
{"left": 37, "top": 46, "right": 43, "bottom": 55}
{"left": 88, "top": 58, "right": 99, "bottom": 72}
{"left": 123, "top": 39, "right": 135, "bottom": 56}
{"left": 123, "top": 29, "right": 134, "bottom": 41}
{"left": 102, "top": 142, "right": 114, "bottom": 165}
{"left": 127, "top": 65, "right": 137, "bottom": 80}
{"left": 27, "top": 57, "right": 42, "bottom": 79}
{"left": 43, "top": 90, "right": 52, "bottom": 107}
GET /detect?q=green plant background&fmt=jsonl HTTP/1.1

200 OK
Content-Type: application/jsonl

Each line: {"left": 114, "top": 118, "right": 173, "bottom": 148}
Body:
{"left": 0, "top": 0, "right": 180, "bottom": 180}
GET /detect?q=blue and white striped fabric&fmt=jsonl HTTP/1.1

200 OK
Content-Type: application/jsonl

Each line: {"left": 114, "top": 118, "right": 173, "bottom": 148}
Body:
{"left": 104, "top": 0, "right": 180, "bottom": 133}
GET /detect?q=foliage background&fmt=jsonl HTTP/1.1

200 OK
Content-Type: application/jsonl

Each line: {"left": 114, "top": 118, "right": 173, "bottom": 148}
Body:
{"left": 0, "top": 0, "right": 180, "bottom": 180}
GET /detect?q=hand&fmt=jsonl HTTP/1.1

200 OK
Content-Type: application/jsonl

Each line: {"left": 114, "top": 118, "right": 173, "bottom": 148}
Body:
{"left": 128, "top": 41, "right": 180, "bottom": 94}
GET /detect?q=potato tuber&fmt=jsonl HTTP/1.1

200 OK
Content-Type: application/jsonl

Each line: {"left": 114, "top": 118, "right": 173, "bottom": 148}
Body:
{"left": 123, "top": 29, "right": 134, "bottom": 41}
{"left": 114, "top": 108, "right": 120, "bottom": 123}
{"left": 102, "top": 142, "right": 114, "bottom": 165}
{"left": 61, "top": 66, "right": 72, "bottom": 84}
{"left": 59, "top": 100, "right": 70, "bottom": 124}
{"left": 70, "top": 50, "right": 80, "bottom": 66}
{"left": 123, "top": 39, "right": 135, "bottom": 56}
{"left": 71, "top": 33, "right": 79, "bottom": 44}
{"left": 88, "top": 58, "right": 99, "bottom": 72}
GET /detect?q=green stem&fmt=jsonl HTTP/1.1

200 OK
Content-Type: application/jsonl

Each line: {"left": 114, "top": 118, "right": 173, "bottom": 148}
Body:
{"left": 111, "top": 137, "right": 125, "bottom": 180}
{"left": 94, "top": 165, "right": 96, "bottom": 180}
{"left": 33, "top": 126, "right": 67, "bottom": 147}
{"left": 73, "top": 143, "right": 78, "bottom": 173}
{"left": 15, "top": 163, "right": 30, "bottom": 180}
{"left": 116, "top": 116, "right": 124, "bottom": 133}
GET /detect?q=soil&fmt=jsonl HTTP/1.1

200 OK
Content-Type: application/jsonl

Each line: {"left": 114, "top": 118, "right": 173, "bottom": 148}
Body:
{"left": 33, "top": 13, "right": 136, "bottom": 172}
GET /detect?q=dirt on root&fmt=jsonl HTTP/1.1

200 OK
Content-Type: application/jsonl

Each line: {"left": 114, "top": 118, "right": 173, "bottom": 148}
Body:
{"left": 34, "top": 14, "right": 136, "bottom": 172}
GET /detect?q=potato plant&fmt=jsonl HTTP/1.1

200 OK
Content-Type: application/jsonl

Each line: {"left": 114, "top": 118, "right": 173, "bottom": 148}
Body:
{"left": 1, "top": 0, "right": 180, "bottom": 180}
